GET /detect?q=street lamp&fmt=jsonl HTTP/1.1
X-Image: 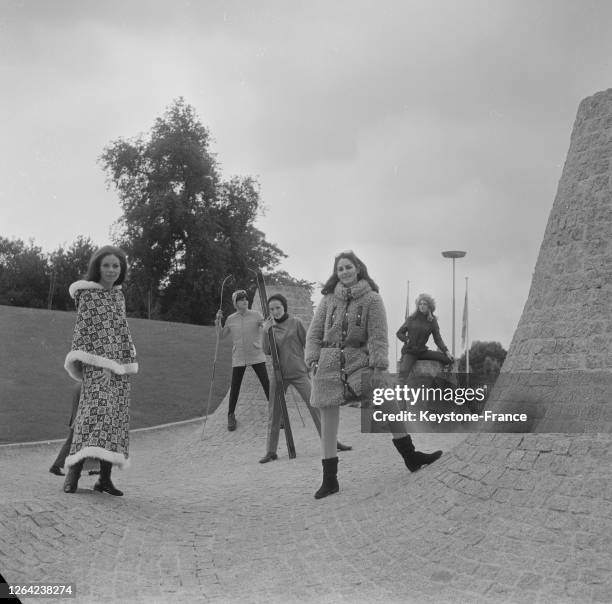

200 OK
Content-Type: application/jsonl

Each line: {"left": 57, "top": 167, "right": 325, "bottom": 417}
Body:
{"left": 441, "top": 250, "right": 466, "bottom": 357}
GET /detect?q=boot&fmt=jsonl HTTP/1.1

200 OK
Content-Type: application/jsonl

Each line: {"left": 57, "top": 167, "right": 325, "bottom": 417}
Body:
{"left": 63, "top": 459, "right": 85, "bottom": 493}
{"left": 93, "top": 461, "right": 124, "bottom": 496}
{"left": 336, "top": 441, "right": 352, "bottom": 452}
{"left": 314, "top": 457, "right": 339, "bottom": 499}
{"left": 259, "top": 452, "right": 278, "bottom": 464}
{"left": 228, "top": 413, "right": 237, "bottom": 431}
{"left": 392, "top": 435, "right": 442, "bottom": 472}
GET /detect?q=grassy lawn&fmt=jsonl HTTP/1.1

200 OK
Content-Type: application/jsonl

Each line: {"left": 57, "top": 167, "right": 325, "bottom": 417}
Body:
{"left": 0, "top": 305, "right": 232, "bottom": 444}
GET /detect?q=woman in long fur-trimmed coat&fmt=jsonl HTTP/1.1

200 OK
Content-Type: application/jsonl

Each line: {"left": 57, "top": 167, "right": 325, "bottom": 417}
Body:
{"left": 305, "top": 251, "right": 443, "bottom": 500}
{"left": 62, "top": 245, "right": 138, "bottom": 497}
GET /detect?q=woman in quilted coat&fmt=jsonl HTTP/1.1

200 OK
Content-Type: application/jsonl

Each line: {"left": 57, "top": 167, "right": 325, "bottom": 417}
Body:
{"left": 63, "top": 245, "right": 138, "bottom": 496}
{"left": 305, "top": 251, "right": 443, "bottom": 499}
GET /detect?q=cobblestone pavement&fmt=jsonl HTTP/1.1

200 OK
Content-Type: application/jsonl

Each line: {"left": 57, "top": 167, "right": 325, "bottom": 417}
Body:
{"left": 1, "top": 372, "right": 611, "bottom": 603}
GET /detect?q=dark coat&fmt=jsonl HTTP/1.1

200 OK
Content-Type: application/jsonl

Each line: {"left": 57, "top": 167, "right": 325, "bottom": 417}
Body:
{"left": 396, "top": 312, "right": 448, "bottom": 355}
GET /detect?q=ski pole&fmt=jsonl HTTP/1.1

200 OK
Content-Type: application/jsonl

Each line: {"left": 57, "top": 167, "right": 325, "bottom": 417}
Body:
{"left": 201, "top": 274, "right": 234, "bottom": 439}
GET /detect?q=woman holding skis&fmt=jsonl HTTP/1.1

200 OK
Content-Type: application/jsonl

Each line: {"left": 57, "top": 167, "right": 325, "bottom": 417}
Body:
{"left": 259, "top": 293, "right": 351, "bottom": 463}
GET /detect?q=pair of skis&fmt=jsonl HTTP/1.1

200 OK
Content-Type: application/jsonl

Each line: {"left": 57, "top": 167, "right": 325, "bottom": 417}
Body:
{"left": 252, "top": 269, "right": 296, "bottom": 459}
{"left": 201, "top": 270, "right": 296, "bottom": 458}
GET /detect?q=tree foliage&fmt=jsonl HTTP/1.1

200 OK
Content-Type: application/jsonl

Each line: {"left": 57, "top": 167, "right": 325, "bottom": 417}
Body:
{"left": 1, "top": 99, "right": 305, "bottom": 320}
{"left": 47, "top": 236, "right": 98, "bottom": 310}
{"left": 458, "top": 340, "right": 507, "bottom": 375}
{"left": 0, "top": 236, "right": 98, "bottom": 311}
{"left": 100, "top": 98, "right": 287, "bottom": 323}
{"left": 262, "top": 270, "right": 315, "bottom": 294}
{"left": 0, "top": 237, "right": 49, "bottom": 308}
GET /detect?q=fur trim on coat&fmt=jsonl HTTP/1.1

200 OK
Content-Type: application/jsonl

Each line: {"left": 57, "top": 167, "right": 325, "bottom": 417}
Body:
{"left": 64, "top": 280, "right": 138, "bottom": 380}
{"left": 64, "top": 446, "right": 130, "bottom": 470}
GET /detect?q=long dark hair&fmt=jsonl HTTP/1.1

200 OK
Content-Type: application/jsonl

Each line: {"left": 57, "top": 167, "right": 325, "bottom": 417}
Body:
{"left": 86, "top": 245, "right": 128, "bottom": 285}
{"left": 321, "top": 250, "right": 379, "bottom": 294}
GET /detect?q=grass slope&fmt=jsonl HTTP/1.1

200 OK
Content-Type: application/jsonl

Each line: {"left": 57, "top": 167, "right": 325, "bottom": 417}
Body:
{"left": 0, "top": 305, "right": 232, "bottom": 444}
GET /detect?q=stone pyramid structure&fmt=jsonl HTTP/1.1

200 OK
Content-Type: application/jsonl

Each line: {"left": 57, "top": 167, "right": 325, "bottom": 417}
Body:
{"left": 485, "top": 88, "right": 612, "bottom": 433}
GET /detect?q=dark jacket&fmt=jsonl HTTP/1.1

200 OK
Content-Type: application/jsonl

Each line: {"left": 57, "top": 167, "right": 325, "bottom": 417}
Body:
{"left": 263, "top": 316, "right": 309, "bottom": 380}
{"left": 396, "top": 312, "right": 448, "bottom": 355}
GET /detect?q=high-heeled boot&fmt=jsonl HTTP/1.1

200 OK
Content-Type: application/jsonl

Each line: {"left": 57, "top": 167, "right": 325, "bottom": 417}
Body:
{"left": 392, "top": 435, "right": 442, "bottom": 472}
{"left": 314, "top": 457, "right": 339, "bottom": 499}
{"left": 63, "top": 459, "right": 85, "bottom": 493}
{"left": 93, "top": 461, "right": 124, "bottom": 496}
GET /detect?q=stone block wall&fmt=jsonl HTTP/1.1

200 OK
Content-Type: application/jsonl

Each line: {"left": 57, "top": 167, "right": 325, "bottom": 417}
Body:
{"left": 486, "top": 89, "right": 612, "bottom": 432}
{"left": 251, "top": 283, "right": 314, "bottom": 326}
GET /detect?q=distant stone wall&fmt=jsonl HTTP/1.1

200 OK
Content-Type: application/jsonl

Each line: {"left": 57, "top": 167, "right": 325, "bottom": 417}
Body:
{"left": 251, "top": 284, "right": 314, "bottom": 326}
{"left": 249, "top": 283, "right": 314, "bottom": 405}
{"left": 486, "top": 89, "right": 612, "bottom": 432}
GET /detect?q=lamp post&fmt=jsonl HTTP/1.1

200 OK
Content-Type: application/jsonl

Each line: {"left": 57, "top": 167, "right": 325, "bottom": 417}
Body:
{"left": 441, "top": 250, "right": 466, "bottom": 357}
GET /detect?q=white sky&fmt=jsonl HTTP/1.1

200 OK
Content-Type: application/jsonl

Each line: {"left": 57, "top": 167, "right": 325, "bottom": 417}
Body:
{"left": 2, "top": 0, "right": 612, "bottom": 359}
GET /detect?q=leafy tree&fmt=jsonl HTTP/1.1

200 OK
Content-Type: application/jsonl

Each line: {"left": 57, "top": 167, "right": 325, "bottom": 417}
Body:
{"left": 0, "top": 237, "right": 49, "bottom": 308}
{"left": 100, "top": 98, "right": 218, "bottom": 319}
{"left": 47, "top": 236, "right": 97, "bottom": 310}
{"left": 100, "top": 98, "right": 287, "bottom": 323}
{"left": 458, "top": 340, "right": 507, "bottom": 375}
{"left": 262, "top": 270, "right": 315, "bottom": 295}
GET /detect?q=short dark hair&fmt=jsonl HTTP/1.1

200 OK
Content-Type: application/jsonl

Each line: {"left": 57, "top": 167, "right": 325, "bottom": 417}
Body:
{"left": 321, "top": 250, "right": 379, "bottom": 294}
{"left": 268, "top": 293, "right": 288, "bottom": 313}
{"left": 86, "top": 245, "right": 128, "bottom": 285}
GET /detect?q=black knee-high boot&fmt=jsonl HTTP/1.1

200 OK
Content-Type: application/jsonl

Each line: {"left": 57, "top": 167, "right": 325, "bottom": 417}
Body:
{"left": 392, "top": 436, "right": 442, "bottom": 472}
{"left": 63, "top": 459, "right": 85, "bottom": 493}
{"left": 93, "top": 461, "right": 124, "bottom": 496}
{"left": 314, "top": 457, "right": 339, "bottom": 499}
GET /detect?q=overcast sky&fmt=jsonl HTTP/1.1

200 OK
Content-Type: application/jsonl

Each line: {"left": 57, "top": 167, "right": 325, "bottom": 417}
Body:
{"left": 2, "top": 0, "right": 612, "bottom": 359}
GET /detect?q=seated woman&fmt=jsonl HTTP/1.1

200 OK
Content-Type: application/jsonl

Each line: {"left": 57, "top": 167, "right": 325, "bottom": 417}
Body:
{"left": 396, "top": 293, "right": 454, "bottom": 378}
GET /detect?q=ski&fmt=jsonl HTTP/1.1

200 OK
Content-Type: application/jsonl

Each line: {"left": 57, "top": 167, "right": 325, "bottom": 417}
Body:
{"left": 253, "top": 270, "right": 296, "bottom": 458}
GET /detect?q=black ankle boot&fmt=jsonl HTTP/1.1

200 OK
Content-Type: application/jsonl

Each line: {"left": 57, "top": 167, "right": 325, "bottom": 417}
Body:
{"left": 259, "top": 452, "right": 278, "bottom": 464}
{"left": 314, "top": 457, "right": 339, "bottom": 499}
{"left": 392, "top": 435, "right": 442, "bottom": 472}
{"left": 63, "top": 459, "right": 85, "bottom": 493}
{"left": 93, "top": 461, "right": 123, "bottom": 496}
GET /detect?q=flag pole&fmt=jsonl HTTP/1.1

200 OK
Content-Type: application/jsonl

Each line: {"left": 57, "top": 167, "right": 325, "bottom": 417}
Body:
{"left": 397, "top": 280, "right": 410, "bottom": 370}
{"left": 465, "top": 277, "right": 470, "bottom": 376}
{"left": 406, "top": 280, "right": 410, "bottom": 319}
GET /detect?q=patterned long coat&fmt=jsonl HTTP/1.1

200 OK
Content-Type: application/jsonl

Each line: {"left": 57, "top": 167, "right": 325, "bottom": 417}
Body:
{"left": 305, "top": 280, "right": 388, "bottom": 408}
{"left": 63, "top": 281, "right": 138, "bottom": 469}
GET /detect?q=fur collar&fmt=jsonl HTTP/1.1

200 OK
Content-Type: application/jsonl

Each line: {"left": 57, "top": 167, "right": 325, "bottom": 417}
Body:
{"left": 69, "top": 280, "right": 120, "bottom": 299}
{"left": 333, "top": 279, "right": 372, "bottom": 302}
